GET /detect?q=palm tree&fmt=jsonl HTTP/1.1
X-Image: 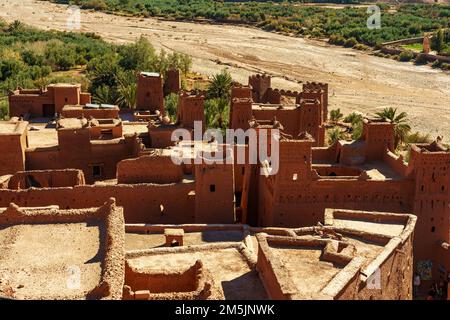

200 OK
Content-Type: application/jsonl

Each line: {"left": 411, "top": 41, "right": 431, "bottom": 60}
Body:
{"left": 329, "top": 108, "right": 343, "bottom": 123}
{"left": 205, "top": 97, "right": 230, "bottom": 131}
{"left": 207, "top": 69, "right": 232, "bottom": 100}
{"left": 327, "top": 127, "right": 345, "bottom": 146}
{"left": 116, "top": 70, "right": 137, "bottom": 109}
{"left": 7, "top": 20, "right": 23, "bottom": 33}
{"left": 375, "top": 107, "right": 411, "bottom": 147}
{"left": 164, "top": 93, "right": 179, "bottom": 122}
{"left": 93, "top": 85, "right": 120, "bottom": 106}
{"left": 117, "top": 83, "right": 136, "bottom": 109}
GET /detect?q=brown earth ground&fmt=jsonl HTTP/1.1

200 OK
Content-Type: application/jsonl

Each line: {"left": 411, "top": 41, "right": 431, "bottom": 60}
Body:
{"left": 0, "top": 0, "right": 449, "bottom": 141}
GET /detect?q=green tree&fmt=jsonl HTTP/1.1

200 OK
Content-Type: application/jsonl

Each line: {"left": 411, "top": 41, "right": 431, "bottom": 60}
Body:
{"left": 375, "top": 107, "right": 411, "bottom": 147}
{"left": 327, "top": 127, "right": 345, "bottom": 145}
{"left": 116, "top": 70, "right": 137, "bottom": 109}
{"left": 92, "top": 85, "right": 120, "bottom": 105}
{"left": 165, "top": 93, "right": 179, "bottom": 122}
{"left": 343, "top": 112, "right": 363, "bottom": 124}
{"left": 7, "top": 20, "right": 23, "bottom": 33}
{"left": 329, "top": 108, "right": 343, "bottom": 123}
{"left": 435, "top": 29, "right": 445, "bottom": 54}
{"left": 205, "top": 97, "right": 229, "bottom": 131}
{"left": 87, "top": 54, "right": 121, "bottom": 92}
{"left": 206, "top": 69, "right": 232, "bottom": 100}
{"left": 118, "top": 36, "right": 157, "bottom": 71}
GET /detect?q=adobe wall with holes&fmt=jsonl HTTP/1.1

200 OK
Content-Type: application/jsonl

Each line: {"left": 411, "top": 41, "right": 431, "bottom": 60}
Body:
{"left": 259, "top": 169, "right": 415, "bottom": 228}
{"left": 195, "top": 162, "right": 235, "bottom": 223}
{"left": 136, "top": 74, "right": 164, "bottom": 113}
{"left": 177, "top": 92, "right": 205, "bottom": 130}
{"left": 164, "top": 69, "right": 181, "bottom": 96}
{"left": 257, "top": 138, "right": 415, "bottom": 227}
{"left": 408, "top": 145, "right": 450, "bottom": 284}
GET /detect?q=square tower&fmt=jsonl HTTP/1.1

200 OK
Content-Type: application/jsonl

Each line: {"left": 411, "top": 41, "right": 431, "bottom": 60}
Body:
{"left": 408, "top": 140, "right": 450, "bottom": 283}
{"left": 303, "top": 82, "right": 328, "bottom": 121}
{"left": 248, "top": 74, "right": 271, "bottom": 103}
{"left": 136, "top": 72, "right": 164, "bottom": 113}
{"left": 177, "top": 91, "right": 205, "bottom": 130}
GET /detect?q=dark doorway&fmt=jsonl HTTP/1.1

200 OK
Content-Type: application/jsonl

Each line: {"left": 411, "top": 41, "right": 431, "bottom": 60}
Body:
{"left": 92, "top": 165, "right": 103, "bottom": 179}
{"left": 42, "top": 104, "right": 55, "bottom": 117}
{"left": 235, "top": 191, "right": 242, "bottom": 207}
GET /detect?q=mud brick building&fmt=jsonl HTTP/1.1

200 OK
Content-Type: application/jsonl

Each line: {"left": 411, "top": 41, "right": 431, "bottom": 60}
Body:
{"left": 8, "top": 84, "right": 91, "bottom": 118}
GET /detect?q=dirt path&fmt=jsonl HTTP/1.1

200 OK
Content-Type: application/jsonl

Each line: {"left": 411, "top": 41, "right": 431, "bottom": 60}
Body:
{"left": 0, "top": 0, "right": 449, "bottom": 141}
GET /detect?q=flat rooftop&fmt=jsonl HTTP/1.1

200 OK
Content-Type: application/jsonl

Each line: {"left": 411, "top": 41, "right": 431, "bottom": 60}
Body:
{"left": 47, "top": 83, "right": 80, "bottom": 88}
{"left": 140, "top": 72, "right": 160, "bottom": 78}
{"left": 57, "top": 118, "right": 89, "bottom": 130}
{"left": 89, "top": 118, "right": 122, "bottom": 127}
{"left": 124, "top": 208, "right": 416, "bottom": 300}
{"left": 126, "top": 245, "right": 267, "bottom": 300}
{"left": 0, "top": 199, "right": 124, "bottom": 300}
{"left": 63, "top": 104, "right": 119, "bottom": 110}
{"left": 252, "top": 103, "right": 298, "bottom": 110}
{"left": 0, "top": 121, "right": 28, "bottom": 136}
{"left": 25, "top": 121, "right": 148, "bottom": 148}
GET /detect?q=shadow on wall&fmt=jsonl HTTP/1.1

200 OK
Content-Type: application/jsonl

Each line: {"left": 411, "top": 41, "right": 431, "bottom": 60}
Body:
{"left": 221, "top": 271, "right": 268, "bottom": 300}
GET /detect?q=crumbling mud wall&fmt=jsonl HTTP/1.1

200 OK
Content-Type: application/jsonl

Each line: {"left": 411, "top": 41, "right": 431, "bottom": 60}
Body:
{"left": 0, "top": 183, "right": 197, "bottom": 223}
{"left": 123, "top": 260, "right": 213, "bottom": 300}
{"left": 259, "top": 178, "right": 415, "bottom": 227}
{"left": 0, "top": 198, "right": 125, "bottom": 300}
{"left": 117, "top": 155, "right": 184, "bottom": 184}
{"left": 256, "top": 209, "right": 416, "bottom": 300}
{"left": 324, "top": 209, "right": 416, "bottom": 300}
{"left": 7, "top": 169, "right": 85, "bottom": 189}
{"left": 61, "top": 106, "right": 119, "bottom": 119}
{"left": 335, "top": 233, "right": 414, "bottom": 300}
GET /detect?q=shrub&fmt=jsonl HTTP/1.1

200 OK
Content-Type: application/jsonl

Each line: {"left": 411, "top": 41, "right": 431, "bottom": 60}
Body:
{"left": 164, "top": 93, "right": 179, "bottom": 122}
{"left": 353, "top": 43, "right": 370, "bottom": 51}
{"left": 405, "top": 131, "right": 431, "bottom": 144}
{"left": 0, "top": 99, "right": 9, "bottom": 120}
{"left": 329, "top": 109, "right": 343, "bottom": 122}
{"left": 344, "top": 37, "right": 358, "bottom": 48}
{"left": 432, "top": 60, "right": 442, "bottom": 68}
{"left": 441, "top": 63, "right": 450, "bottom": 70}
{"left": 414, "top": 54, "right": 429, "bottom": 65}
{"left": 399, "top": 51, "right": 414, "bottom": 62}
{"left": 344, "top": 112, "right": 363, "bottom": 124}
{"left": 81, "top": 0, "right": 107, "bottom": 11}
{"left": 329, "top": 35, "right": 345, "bottom": 46}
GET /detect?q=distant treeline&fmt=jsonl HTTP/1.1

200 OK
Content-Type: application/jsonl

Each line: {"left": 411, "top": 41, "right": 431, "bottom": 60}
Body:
{"left": 50, "top": 1, "right": 449, "bottom": 47}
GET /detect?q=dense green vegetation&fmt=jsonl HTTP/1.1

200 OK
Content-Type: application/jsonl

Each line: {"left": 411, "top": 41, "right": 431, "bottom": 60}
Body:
{"left": 52, "top": 1, "right": 449, "bottom": 48}
{"left": 0, "top": 19, "right": 192, "bottom": 118}
{"left": 326, "top": 107, "right": 433, "bottom": 159}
